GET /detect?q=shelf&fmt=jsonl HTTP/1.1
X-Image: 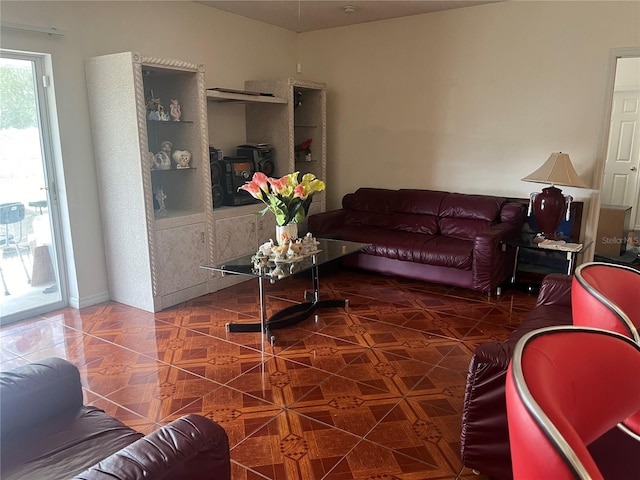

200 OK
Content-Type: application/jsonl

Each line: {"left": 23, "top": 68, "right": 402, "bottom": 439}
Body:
{"left": 151, "top": 167, "right": 197, "bottom": 173}
{"left": 147, "top": 120, "right": 194, "bottom": 124}
{"left": 207, "top": 90, "right": 287, "bottom": 104}
{"left": 212, "top": 203, "right": 265, "bottom": 220}
{"left": 154, "top": 209, "right": 205, "bottom": 226}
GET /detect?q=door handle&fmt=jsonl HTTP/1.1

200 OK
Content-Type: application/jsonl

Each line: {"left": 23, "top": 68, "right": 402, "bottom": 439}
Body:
{"left": 631, "top": 166, "right": 637, "bottom": 171}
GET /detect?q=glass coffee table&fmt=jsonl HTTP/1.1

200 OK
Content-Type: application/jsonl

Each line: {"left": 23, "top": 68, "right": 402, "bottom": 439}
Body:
{"left": 201, "top": 238, "right": 370, "bottom": 343}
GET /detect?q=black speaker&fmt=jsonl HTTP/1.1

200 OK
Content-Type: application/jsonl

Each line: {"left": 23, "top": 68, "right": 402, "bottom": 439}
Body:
{"left": 209, "top": 147, "right": 224, "bottom": 208}
{"left": 258, "top": 157, "right": 275, "bottom": 176}
{"left": 237, "top": 145, "right": 275, "bottom": 177}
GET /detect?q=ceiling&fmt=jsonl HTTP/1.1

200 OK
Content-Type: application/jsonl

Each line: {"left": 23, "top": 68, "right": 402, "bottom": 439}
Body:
{"left": 197, "top": 1, "right": 500, "bottom": 33}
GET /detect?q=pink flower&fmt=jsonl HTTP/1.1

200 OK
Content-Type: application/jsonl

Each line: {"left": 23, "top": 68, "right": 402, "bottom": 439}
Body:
{"left": 252, "top": 172, "right": 269, "bottom": 191}
{"left": 268, "top": 176, "right": 290, "bottom": 195}
{"left": 239, "top": 171, "right": 325, "bottom": 226}
{"left": 238, "top": 179, "right": 263, "bottom": 200}
{"left": 294, "top": 184, "right": 306, "bottom": 199}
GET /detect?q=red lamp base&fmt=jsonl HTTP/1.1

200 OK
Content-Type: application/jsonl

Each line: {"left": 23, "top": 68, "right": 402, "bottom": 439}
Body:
{"left": 532, "top": 186, "right": 566, "bottom": 240}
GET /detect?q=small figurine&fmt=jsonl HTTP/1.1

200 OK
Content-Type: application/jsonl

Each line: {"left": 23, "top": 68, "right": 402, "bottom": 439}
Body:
{"left": 152, "top": 141, "right": 172, "bottom": 170}
{"left": 146, "top": 96, "right": 169, "bottom": 121}
{"left": 170, "top": 99, "right": 182, "bottom": 121}
{"left": 294, "top": 91, "right": 303, "bottom": 110}
{"left": 155, "top": 187, "right": 167, "bottom": 217}
{"left": 258, "top": 240, "right": 274, "bottom": 257}
{"left": 172, "top": 149, "right": 192, "bottom": 169}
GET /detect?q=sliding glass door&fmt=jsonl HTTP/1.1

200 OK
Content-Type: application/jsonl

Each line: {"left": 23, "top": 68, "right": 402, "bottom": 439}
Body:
{"left": 0, "top": 50, "right": 66, "bottom": 324}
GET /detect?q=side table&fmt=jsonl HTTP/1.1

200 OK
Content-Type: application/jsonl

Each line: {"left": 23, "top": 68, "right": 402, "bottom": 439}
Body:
{"left": 501, "top": 234, "right": 592, "bottom": 286}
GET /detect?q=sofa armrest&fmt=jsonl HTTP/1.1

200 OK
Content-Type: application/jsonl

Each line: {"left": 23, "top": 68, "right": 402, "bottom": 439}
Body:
{"left": 307, "top": 209, "right": 346, "bottom": 237}
{"left": 535, "top": 273, "right": 572, "bottom": 308}
{"left": 472, "top": 223, "right": 520, "bottom": 292}
{"left": 460, "top": 341, "right": 514, "bottom": 479}
{"left": 71, "top": 414, "right": 230, "bottom": 480}
{"left": 0, "top": 357, "right": 83, "bottom": 437}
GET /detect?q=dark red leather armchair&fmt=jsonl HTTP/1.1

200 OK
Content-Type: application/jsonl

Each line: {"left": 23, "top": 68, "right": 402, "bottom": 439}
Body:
{"left": 461, "top": 273, "right": 574, "bottom": 479}
{"left": 0, "top": 357, "right": 231, "bottom": 480}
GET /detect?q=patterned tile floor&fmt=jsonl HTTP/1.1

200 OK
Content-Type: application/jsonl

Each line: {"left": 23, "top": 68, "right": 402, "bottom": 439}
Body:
{"left": 0, "top": 268, "right": 537, "bottom": 479}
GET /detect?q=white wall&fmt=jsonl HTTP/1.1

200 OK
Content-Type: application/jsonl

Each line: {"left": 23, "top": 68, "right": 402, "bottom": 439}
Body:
{"left": 297, "top": 1, "right": 640, "bottom": 218}
{"left": 2, "top": 1, "right": 639, "bottom": 307}
{"left": 1, "top": 1, "right": 297, "bottom": 307}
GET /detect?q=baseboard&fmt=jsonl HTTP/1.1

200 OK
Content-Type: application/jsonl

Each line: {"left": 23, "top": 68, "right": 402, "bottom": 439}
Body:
{"left": 69, "top": 290, "right": 110, "bottom": 309}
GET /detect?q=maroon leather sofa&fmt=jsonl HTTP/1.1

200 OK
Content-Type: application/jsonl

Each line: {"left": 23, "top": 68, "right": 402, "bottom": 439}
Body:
{"left": 461, "top": 274, "right": 639, "bottom": 479}
{"left": 0, "top": 357, "right": 231, "bottom": 480}
{"left": 308, "top": 188, "right": 524, "bottom": 293}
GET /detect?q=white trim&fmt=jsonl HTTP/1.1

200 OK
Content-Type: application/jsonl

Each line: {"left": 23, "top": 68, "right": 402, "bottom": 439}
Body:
{"left": 70, "top": 291, "right": 110, "bottom": 310}
{"left": 0, "top": 21, "right": 65, "bottom": 36}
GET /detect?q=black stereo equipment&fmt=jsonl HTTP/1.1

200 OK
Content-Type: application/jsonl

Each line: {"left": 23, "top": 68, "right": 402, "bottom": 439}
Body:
{"left": 237, "top": 144, "right": 275, "bottom": 177}
{"left": 209, "top": 147, "right": 224, "bottom": 208}
{"left": 218, "top": 156, "right": 259, "bottom": 206}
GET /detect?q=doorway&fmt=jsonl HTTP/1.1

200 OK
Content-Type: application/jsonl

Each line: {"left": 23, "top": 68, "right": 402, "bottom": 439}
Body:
{"left": 0, "top": 50, "right": 67, "bottom": 324}
{"left": 601, "top": 57, "right": 640, "bottom": 228}
{"left": 594, "top": 52, "right": 640, "bottom": 266}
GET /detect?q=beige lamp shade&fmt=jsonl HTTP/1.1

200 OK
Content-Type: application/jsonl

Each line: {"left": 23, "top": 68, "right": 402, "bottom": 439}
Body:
{"left": 522, "top": 152, "right": 588, "bottom": 188}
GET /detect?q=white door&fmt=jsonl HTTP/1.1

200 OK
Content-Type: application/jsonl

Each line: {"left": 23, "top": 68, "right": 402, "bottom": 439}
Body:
{"left": 602, "top": 88, "right": 640, "bottom": 227}
{"left": 0, "top": 50, "right": 67, "bottom": 324}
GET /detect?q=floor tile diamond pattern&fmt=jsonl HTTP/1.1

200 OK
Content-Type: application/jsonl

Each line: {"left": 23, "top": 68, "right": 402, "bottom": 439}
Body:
{"left": 0, "top": 269, "right": 534, "bottom": 479}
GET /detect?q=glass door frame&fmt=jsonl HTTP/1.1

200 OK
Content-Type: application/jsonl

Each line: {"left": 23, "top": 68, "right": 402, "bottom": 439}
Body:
{"left": 0, "top": 48, "right": 68, "bottom": 324}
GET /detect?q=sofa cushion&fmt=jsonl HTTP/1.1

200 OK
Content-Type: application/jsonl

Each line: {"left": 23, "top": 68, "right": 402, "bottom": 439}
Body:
{"left": 1, "top": 406, "right": 141, "bottom": 480}
{"left": 342, "top": 188, "right": 396, "bottom": 213}
{"left": 335, "top": 226, "right": 386, "bottom": 253}
{"left": 344, "top": 210, "right": 391, "bottom": 229}
{"left": 387, "top": 213, "right": 439, "bottom": 235}
{"left": 394, "top": 189, "right": 448, "bottom": 215}
{"left": 440, "top": 193, "right": 505, "bottom": 221}
{"left": 501, "top": 202, "right": 526, "bottom": 226}
{"left": 367, "top": 231, "right": 439, "bottom": 262}
{"left": 337, "top": 226, "right": 473, "bottom": 269}
{"left": 418, "top": 236, "right": 474, "bottom": 269}
{"left": 439, "top": 193, "right": 504, "bottom": 240}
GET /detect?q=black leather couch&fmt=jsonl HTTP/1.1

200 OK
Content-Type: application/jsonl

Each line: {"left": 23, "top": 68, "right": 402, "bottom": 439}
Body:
{"left": 0, "top": 357, "right": 231, "bottom": 480}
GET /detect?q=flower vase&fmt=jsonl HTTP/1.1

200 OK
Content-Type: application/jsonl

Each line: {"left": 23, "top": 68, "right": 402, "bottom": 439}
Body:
{"left": 276, "top": 223, "right": 298, "bottom": 245}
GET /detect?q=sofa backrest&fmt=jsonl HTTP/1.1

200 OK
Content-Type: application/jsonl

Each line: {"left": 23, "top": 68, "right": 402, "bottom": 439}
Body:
{"left": 439, "top": 193, "right": 505, "bottom": 240}
{"left": 390, "top": 189, "right": 447, "bottom": 234}
{"left": 342, "top": 188, "right": 395, "bottom": 229}
{"left": 342, "top": 188, "right": 508, "bottom": 239}
{"left": 0, "top": 357, "right": 84, "bottom": 438}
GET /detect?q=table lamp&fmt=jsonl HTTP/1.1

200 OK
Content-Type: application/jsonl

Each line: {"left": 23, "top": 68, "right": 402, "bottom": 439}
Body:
{"left": 522, "top": 152, "right": 588, "bottom": 239}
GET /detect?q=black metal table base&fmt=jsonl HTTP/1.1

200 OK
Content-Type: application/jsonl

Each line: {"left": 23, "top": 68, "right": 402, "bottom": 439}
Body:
{"left": 222, "top": 251, "right": 356, "bottom": 342}
{"left": 226, "top": 298, "right": 348, "bottom": 334}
